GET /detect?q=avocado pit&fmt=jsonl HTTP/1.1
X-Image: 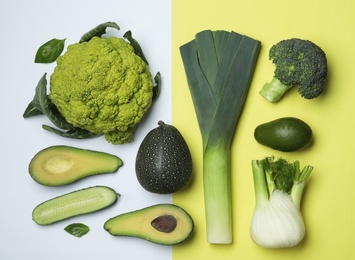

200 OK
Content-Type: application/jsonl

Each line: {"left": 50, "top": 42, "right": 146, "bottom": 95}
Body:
{"left": 151, "top": 215, "right": 177, "bottom": 233}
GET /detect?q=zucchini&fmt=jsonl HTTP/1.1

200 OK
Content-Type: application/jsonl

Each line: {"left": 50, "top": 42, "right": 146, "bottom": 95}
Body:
{"left": 32, "top": 186, "right": 119, "bottom": 225}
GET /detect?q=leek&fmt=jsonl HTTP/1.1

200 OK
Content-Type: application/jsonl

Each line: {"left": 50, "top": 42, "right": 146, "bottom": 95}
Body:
{"left": 180, "top": 30, "right": 261, "bottom": 244}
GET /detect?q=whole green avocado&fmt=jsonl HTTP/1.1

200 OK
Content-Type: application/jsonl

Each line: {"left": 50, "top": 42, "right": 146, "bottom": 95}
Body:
{"left": 254, "top": 117, "right": 313, "bottom": 152}
{"left": 135, "top": 121, "right": 192, "bottom": 194}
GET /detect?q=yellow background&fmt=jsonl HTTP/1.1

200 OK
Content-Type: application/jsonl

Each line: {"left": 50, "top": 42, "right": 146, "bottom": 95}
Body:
{"left": 172, "top": 0, "right": 355, "bottom": 259}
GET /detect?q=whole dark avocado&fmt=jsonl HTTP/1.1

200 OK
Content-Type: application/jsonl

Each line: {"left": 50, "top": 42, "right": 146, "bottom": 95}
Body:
{"left": 135, "top": 121, "right": 192, "bottom": 194}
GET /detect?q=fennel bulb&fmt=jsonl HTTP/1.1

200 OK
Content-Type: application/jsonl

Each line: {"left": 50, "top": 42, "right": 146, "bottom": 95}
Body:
{"left": 250, "top": 157, "right": 313, "bottom": 248}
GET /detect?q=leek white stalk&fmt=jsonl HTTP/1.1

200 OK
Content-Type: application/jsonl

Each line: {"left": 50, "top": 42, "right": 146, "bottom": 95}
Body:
{"left": 250, "top": 157, "right": 313, "bottom": 248}
{"left": 180, "top": 30, "right": 261, "bottom": 244}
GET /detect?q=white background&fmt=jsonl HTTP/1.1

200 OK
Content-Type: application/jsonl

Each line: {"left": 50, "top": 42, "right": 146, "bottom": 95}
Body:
{"left": 0, "top": 0, "right": 172, "bottom": 259}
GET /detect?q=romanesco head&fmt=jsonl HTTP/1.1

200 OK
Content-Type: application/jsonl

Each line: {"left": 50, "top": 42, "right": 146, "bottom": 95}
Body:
{"left": 49, "top": 36, "right": 154, "bottom": 144}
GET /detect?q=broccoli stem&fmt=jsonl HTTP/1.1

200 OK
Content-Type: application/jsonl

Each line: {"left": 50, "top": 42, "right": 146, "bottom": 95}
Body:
{"left": 259, "top": 77, "right": 292, "bottom": 103}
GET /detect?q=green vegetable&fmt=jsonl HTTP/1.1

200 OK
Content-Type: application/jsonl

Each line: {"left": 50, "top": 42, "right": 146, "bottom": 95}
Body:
{"left": 64, "top": 223, "right": 90, "bottom": 238}
{"left": 260, "top": 38, "right": 327, "bottom": 103}
{"left": 35, "top": 38, "right": 66, "bottom": 63}
{"left": 32, "top": 186, "right": 119, "bottom": 225}
{"left": 250, "top": 157, "right": 313, "bottom": 248}
{"left": 104, "top": 204, "right": 194, "bottom": 245}
{"left": 180, "top": 30, "right": 261, "bottom": 244}
{"left": 135, "top": 121, "right": 192, "bottom": 194}
{"left": 254, "top": 117, "right": 312, "bottom": 152}
{"left": 24, "top": 22, "right": 161, "bottom": 144}
{"left": 29, "top": 145, "right": 123, "bottom": 186}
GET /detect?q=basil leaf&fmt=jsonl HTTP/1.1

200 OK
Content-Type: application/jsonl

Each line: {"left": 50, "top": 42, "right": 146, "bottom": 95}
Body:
{"left": 64, "top": 223, "right": 90, "bottom": 238}
{"left": 123, "top": 30, "right": 148, "bottom": 64}
{"left": 79, "top": 22, "right": 120, "bottom": 43}
{"left": 35, "top": 38, "right": 66, "bottom": 63}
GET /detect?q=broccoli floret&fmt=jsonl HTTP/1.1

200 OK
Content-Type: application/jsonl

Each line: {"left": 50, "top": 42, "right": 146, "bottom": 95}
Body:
{"left": 49, "top": 36, "right": 155, "bottom": 144}
{"left": 260, "top": 38, "right": 327, "bottom": 103}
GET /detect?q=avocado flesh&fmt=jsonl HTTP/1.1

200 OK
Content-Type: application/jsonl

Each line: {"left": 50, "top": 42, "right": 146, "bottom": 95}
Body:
{"left": 104, "top": 204, "right": 194, "bottom": 245}
{"left": 29, "top": 145, "right": 122, "bottom": 186}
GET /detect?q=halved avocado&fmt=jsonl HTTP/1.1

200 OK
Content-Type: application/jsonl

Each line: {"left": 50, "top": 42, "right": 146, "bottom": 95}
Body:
{"left": 104, "top": 204, "right": 194, "bottom": 245}
{"left": 29, "top": 145, "right": 123, "bottom": 186}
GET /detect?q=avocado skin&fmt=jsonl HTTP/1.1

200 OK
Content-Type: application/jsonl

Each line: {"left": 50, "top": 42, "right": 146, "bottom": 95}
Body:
{"left": 104, "top": 203, "right": 194, "bottom": 245}
{"left": 135, "top": 121, "right": 192, "bottom": 194}
{"left": 254, "top": 117, "right": 312, "bottom": 152}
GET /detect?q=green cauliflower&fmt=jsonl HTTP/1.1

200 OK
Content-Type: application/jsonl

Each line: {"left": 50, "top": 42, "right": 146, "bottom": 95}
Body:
{"left": 49, "top": 36, "right": 155, "bottom": 144}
